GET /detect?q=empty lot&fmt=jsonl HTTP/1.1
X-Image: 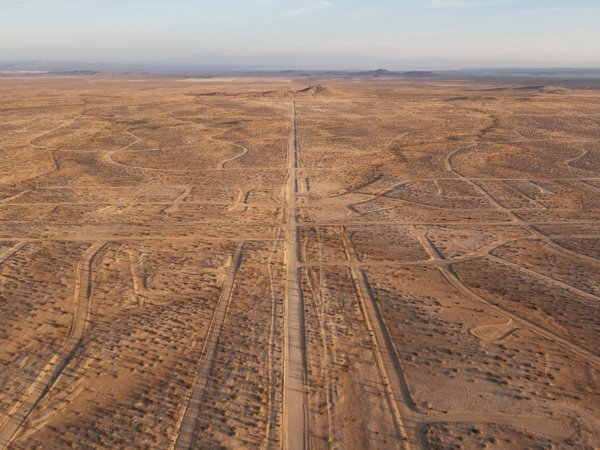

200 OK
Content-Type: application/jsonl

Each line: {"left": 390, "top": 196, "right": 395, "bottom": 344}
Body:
{"left": 0, "top": 75, "right": 598, "bottom": 449}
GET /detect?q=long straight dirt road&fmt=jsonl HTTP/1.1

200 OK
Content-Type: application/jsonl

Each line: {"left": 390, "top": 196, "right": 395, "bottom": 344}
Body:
{"left": 283, "top": 98, "right": 308, "bottom": 450}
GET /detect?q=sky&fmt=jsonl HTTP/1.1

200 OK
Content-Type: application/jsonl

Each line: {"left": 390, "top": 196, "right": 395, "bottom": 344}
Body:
{"left": 1, "top": 0, "right": 599, "bottom": 68}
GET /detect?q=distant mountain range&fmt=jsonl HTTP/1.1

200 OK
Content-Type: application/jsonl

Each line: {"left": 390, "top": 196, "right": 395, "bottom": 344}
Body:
{"left": 1, "top": 55, "right": 599, "bottom": 76}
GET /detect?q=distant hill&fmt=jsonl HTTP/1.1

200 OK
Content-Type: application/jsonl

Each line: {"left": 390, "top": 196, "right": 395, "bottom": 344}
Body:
{"left": 334, "top": 69, "right": 434, "bottom": 77}
{"left": 270, "top": 69, "right": 435, "bottom": 78}
{"left": 368, "top": 69, "right": 434, "bottom": 77}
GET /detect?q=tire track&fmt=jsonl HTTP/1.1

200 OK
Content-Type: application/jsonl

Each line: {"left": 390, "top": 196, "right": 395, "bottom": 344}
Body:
{"left": 487, "top": 254, "right": 600, "bottom": 305}
{"left": 173, "top": 243, "right": 243, "bottom": 450}
{"left": 0, "top": 241, "right": 107, "bottom": 447}
{"left": 340, "top": 229, "right": 415, "bottom": 449}
{"left": 161, "top": 185, "right": 191, "bottom": 214}
{"left": 501, "top": 181, "right": 549, "bottom": 209}
{"left": 27, "top": 117, "right": 81, "bottom": 150}
{"left": 528, "top": 180, "right": 555, "bottom": 195}
{"left": 444, "top": 139, "right": 600, "bottom": 270}
{"left": 415, "top": 233, "right": 599, "bottom": 366}
{"left": 263, "top": 232, "right": 283, "bottom": 449}
{"left": 417, "top": 412, "right": 569, "bottom": 450}
{"left": 576, "top": 179, "right": 600, "bottom": 193}
{"left": 304, "top": 227, "right": 336, "bottom": 447}
{"left": 0, "top": 190, "right": 33, "bottom": 205}
{"left": 564, "top": 147, "right": 590, "bottom": 170}
{"left": 469, "top": 318, "right": 517, "bottom": 342}
{"left": 101, "top": 129, "right": 142, "bottom": 169}
{"left": 263, "top": 190, "right": 288, "bottom": 449}
{"left": 0, "top": 242, "right": 28, "bottom": 266}
{"left": 445, "top": 143, "right": 477, "bottom": 173}
{"left": 215, "top": 140, "right": 249, "bottom": 170}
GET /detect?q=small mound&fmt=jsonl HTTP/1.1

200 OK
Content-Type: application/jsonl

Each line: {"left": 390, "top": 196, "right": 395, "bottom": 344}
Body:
{"left": 294, "top": 84, "right": 338, "bottom": 97}
{"left": 540, "top": 85, "right": 569, "bottom": 94}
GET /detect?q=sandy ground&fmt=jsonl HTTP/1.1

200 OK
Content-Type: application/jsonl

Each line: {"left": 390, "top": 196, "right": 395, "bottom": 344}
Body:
{"left": 0, "top": 75, "right": 598, "bottom": 449}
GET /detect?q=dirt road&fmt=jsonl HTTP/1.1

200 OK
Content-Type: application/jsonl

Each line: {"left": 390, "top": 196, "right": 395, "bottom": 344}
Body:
{"left": 174, "top": 243, "right": 243, "bottom": 449}
{"left": 283, "top": 98, "right": 308, "bottom": 450}
{"left": 0, "top": 242, "right": 106, "bottom": 447}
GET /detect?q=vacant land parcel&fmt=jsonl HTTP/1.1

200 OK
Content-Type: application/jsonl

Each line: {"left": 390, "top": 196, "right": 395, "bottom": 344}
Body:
{"left": 0, "top": 75, "right": 598, "bottom": 449}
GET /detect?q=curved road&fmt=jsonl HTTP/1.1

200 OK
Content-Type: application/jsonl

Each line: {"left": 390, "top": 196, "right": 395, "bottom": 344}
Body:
{"left": 0, "top": 242, "right": 107, "bottom": 447}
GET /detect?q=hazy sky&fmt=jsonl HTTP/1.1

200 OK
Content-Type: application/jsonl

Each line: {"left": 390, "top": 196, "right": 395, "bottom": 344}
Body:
{"left": 1, "top": 0, "right": 599, "bottom": 66}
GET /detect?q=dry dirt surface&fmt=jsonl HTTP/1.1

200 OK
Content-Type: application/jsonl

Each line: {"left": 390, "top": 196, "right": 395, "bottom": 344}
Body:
{"left": 0, "top": 74, "right": 599, "bottom": 449}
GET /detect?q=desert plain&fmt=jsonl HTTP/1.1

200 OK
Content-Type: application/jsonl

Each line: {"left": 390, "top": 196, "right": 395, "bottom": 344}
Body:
{"left": 0, "top": 74, "right": 598, "bottom": 449}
